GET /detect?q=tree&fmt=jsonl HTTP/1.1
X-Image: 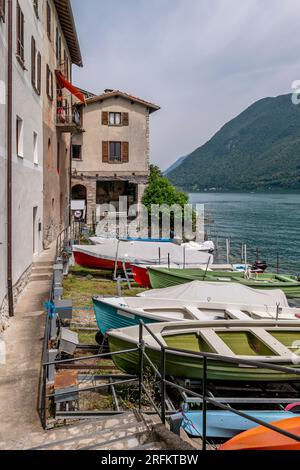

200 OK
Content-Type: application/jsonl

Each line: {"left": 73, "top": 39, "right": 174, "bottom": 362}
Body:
{"left": 142, "top": 165, "right": 193, "bottom": 238}
{"left": 142, "top": 165, "right": 188, "bottom": 208}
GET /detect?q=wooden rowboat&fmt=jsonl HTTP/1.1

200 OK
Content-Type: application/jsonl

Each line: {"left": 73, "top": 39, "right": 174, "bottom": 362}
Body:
{"left": 148, "top": 267, "right": 300, "bottom": 298}
{"left": 108, "top": 320, "right": 300, "bottom": 382}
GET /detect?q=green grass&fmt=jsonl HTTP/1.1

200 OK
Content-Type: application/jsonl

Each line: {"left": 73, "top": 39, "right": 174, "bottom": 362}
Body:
{"left": 63, "top": 276, "right": 146, "bottom": 308}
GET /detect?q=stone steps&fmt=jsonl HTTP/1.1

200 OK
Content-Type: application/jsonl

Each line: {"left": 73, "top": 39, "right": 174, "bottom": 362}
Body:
{"left": 0, "top": 412, "right": 161, "bottom": 451}
{"left": 29, "top": 264, "right": 53, "bottom": 282}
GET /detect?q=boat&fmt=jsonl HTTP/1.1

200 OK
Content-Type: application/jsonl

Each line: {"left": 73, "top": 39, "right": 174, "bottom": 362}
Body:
{"left": 90, "top": 237, "right": 215, "bottom": 253}
{"left": 148, "top": 267, "right": 300, "bottom": 298}
{"left": 133, "top": 263, "right": 258, "bottom": 288}
{"left": 72, "top": 240, "right": 213, "bottom": 271}
{"left": 93, "top": 282, "right": 296, "bottom": 335}
{"left": 108, "top": 320, "right": 300, "bottom": 382}
{"left": 137, "top": 280, "right": 289, "bottom": 306}
{"left": 179, "top": 409, "right": 299, "bottom": 439}
{"left": 219, "top": 416, "right": 300, "bottom": 450}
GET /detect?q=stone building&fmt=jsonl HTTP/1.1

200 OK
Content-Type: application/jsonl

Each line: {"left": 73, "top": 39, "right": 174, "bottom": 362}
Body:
{"left": 42, "top": 0, "right": 83, "bottom": 246}
{"left": 71, "top": 90, "right": 160, "bottom": 225}
{"left": 0, "top": 0, "right": 82, "bottom": 329}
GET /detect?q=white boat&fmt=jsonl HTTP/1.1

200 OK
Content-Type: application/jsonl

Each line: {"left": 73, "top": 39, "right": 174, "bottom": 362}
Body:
{"left": 73, "top": 239, "right": 213, "bottom": 271}
{"left": 90, "top": 237, "right": 215, "bottom": 253}
{"left": 93, "top": 282, "right": 299, "bottom": 335}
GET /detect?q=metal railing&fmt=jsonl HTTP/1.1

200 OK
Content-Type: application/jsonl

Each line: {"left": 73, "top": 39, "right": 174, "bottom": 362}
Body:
{"left": 138, "top": 321, "right": 300, "bottom": 450}
{"left": 55, "top": 222, "right": 80, "bottom": 259}
{"left": 38, "top": 277, "right": 54, "bottom": 429}
{"left": 39, "top": 312, "right": 300, "bottom": 449}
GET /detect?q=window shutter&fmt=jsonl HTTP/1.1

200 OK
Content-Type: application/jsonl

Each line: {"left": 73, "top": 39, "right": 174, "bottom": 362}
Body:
{"left": 102, "top": 111, "right": 108, "bottom": 126}
{"left": 31, "top": 36, "right": 36, "bottom": 88}
{"left": 121, "top": 142, "right": 129, "bottom": 163}
{"left": 0, "top": 0, "right": 5, "bottom": 22}
{"left": 122, "top": 112, "right": 129, "bottom": 126}
{"left": 102, "top": 141, "right": 109, "bottom": 162}
{"left": 37, "top": 52, "right": 41, "bottom": 95}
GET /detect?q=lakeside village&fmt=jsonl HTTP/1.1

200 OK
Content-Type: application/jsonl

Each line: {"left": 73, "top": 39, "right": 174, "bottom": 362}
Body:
{"left": 2, "top": 0, "right": 300, "bottom": 452}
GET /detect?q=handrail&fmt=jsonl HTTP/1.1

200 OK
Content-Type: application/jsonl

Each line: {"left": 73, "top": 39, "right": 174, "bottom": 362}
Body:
{"left": 138, "top": 321, "right": 300, "bottom": 450}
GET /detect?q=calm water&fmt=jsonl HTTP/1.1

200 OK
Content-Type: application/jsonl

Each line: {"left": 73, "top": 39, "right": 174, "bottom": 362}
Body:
{"left": 189, "top": 193, "right": 300, "bottom": 275}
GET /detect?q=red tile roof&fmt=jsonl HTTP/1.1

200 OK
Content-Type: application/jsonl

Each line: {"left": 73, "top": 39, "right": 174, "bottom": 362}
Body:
{"left": 86, "top": 90, "right": 160, "bottom": 113}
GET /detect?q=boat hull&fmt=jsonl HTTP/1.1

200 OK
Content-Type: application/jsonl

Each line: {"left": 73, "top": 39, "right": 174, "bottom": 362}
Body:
{"left": 73, "top": 250, "right": 131, "bottom": 271}
{"left": 180, "top": 410, "right": 296, "bottom": 439}
{"left": 148, "top": 268, "right": 300, "bottom": 298}
{"left": 132, "top": 265, "right": 151, "bottom": 288}
{"left": 219, "top": 417, "right": 300, "bottom": 450}
{"left": 93, "top": 298, "right": 160, "bottom": 335}
{"left": 108, "top": 334, "right": 300, "bottom": 382}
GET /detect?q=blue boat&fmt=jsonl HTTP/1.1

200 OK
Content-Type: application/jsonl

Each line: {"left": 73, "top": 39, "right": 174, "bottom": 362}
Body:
{"left": 93, "top": 296, "right": 162, "bottom": 335}
{"left": 179, "top": 410, "right": 298, "bottom": 439}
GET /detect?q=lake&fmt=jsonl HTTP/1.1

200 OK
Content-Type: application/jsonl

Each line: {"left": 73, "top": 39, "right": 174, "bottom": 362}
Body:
{"left": 189, "top": 193, "right": 300, "bottom": 275}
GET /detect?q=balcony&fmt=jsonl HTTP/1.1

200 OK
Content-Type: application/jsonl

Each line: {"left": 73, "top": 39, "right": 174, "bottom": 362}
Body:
{"left": 56, "top": 105, "right": 83, "bottom": 133}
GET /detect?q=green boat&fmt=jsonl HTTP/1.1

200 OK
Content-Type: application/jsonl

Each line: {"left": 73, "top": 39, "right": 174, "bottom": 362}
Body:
{"left": 148, "top": 268, "right": 300, "bottom": 298}
{"left": 108, "top": 320, "right": 300, "bottom": 382}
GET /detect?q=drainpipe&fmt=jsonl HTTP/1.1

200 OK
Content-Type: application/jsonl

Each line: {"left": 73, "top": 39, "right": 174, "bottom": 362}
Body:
{"left": 7, "top": 0, "right": 14, "bottom": 317}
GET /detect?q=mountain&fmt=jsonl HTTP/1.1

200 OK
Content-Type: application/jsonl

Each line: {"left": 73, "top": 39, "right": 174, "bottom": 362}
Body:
{"left": 168, "top": 93, "right": 300, "bottom": 191}
{"left": 164, "top": 155, "right": 188, "bottom": 175}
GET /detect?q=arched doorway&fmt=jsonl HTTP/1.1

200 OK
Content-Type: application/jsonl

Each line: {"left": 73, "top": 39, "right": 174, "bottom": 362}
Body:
{"left": 71, "top": 185, "right": 87, "bottom": 222}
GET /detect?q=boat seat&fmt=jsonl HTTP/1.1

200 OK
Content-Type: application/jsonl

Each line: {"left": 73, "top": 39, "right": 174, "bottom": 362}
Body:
{"left": 198, "top": 329, "right": 235, "bottom": 357}
{"left": 249, "top": 328, "right": 293, "bottom": 357}
{"left": 225, "top": 309, "right": 250, "bottom": 320}
{"left": 185, "top": 306, "right": 211, "bottom": 321}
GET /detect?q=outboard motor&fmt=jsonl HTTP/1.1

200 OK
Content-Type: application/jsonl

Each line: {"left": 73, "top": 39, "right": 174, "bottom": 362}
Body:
{"left": 252, "top": 260, "right": 268, "bottom": 273}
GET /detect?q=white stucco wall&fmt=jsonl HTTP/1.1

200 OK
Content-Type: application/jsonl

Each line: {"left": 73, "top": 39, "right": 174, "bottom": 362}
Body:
{"left": 72, "top": 97, "right": 150, "bottom": 176}
{"left": 0, "top": 0, "right": 44, "bottom": 315}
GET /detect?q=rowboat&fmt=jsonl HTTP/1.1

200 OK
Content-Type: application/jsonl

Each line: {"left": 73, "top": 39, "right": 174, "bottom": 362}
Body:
{"left": 108, "top": 320, "right": 300, "bottom": 381}
{"left": 93, "top": 283, "right": 297, "bottom": 335}
{"left": 72, "top": 240, "right": 213, "bottom": 271}
{"left": 132, "top": 263, "right": 250, "bottom": 288}
{"left": 148, "top": 267, "right": 300, "bottom": 298}
{"left": 219, "top": 417, "right": 300, "bottom": 450}
{"left": 179, "top": 409, "right": 299, "bottom": 439}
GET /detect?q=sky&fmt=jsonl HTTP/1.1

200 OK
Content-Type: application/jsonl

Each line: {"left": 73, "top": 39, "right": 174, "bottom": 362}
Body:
{"left": 72, "top": 0, "right": 300, "bottom": 171}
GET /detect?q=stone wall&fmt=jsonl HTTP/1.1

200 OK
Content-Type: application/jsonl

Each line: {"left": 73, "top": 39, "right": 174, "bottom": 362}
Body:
{"left": 0, "top": 265, "right": 32, "bottom": 333}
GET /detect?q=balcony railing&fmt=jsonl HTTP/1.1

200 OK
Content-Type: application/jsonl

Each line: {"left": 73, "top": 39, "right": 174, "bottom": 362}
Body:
{"left": 56, "top": 106, "right": 82, "bottom": 131}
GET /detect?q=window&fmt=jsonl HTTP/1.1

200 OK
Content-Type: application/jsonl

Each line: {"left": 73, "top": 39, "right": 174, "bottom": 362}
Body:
{"left": 0, "top": 0, "right": 5, "bottom": 22}
{"left": 72, "top": 145, "right": 82, "bottom": 160}
{"left": 16, "top": 2, "right": 25, "bottom": 66}
{"left": 57, "top": 142, "right": 60, "bottom": 173}
{"left": 109, "top": 112, "right": 121, "bottom": 126}
{"left": 109, "top": 142, "right": 121, "bottom": 162}
{"left": 33, "top": 132, "right": 38, "bottom": 165}
{"left": 31, "top": 37, "right": 41, "bottom": 94}
{"left": 46, "top": 65, "right": 53, "bottom": 100}
{"left": 46, "top": 2, "right": 51, "bottom": 40}
{"left": 64, "top": 50, "right": 69, "bottom": 79}
{"left": 16, "top": 116, "right": 24, "bottom": 158}
{"left": 56, "top": 28, "right": 61, "bottom": 65}
{"left": 33, "top": 0, "right": 38, "bottom": 18}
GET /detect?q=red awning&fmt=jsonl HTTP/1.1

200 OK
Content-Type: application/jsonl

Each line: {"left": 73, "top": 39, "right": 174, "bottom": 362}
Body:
{"left": 55, "top": 70, "right": 86, "bottom": 104}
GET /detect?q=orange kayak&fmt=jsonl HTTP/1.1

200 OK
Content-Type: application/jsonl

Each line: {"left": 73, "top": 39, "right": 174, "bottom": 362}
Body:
{"left": 219, "top": 417, "right": 300, "bottom": 451}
